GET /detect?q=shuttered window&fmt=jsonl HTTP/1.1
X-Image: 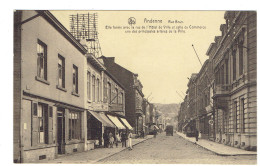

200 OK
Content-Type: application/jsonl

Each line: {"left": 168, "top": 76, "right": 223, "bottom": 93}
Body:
{"left": 31, "top": 102, "right": 53, "bottom": 146}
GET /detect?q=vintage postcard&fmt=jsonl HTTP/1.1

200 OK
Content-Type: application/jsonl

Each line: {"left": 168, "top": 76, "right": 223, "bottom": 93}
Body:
{"left": 13, "top": 10, "right": 257, "bottom": 164}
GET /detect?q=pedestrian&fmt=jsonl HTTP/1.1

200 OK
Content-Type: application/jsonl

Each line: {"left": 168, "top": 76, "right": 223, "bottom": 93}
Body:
{"left": 115, "top": 132, "right": 120, "bottom": 148}
{"left": 121, "top": 131, "right": 127, "bottom": 147}
{"left": 153, "top": 127, "right": 157, "bottom": 138}
{"left": 103, "top": 131, "right": 108, "bottom": 148}
{"left": 195, "top": 129, "right": 199, "bottom": 142}
{"left": 108, "top": 132, "right": 114, "bottom": 148}
{"left": 128, "top": 131, "right": 133, "bottom": 150}
{"left": 140, "top": 129, "right": 144, "bottom": 138}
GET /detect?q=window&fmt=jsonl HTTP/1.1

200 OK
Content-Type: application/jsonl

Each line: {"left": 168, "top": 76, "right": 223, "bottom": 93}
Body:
{"left": 121, "top": 93, "right": 123, "bottom": 104}
{"left": 87, "top": 71, "right": 91, "bottom": 100}
{"left": 232, "top": 49, "right": 237, "bottom": 81}
{"left": 108, "top": 82, "right": 111, "bottom": 104}
{"left": 103, "top": 78, "right": 107, "bottom": 103}
{"left": 92, "top": 75, "right": 95, "bottom": 102}
{"left": 58, "top": 55, "right": 65, "bottom": 88}
{"left": 37, "top": 40, "right": 47, "bottom": 80}
{"left": 115, "top": 88, "right": 119, "bottom": 104}
{"left": 32, "top": 103, "right": 53, "bottom": 145}
{"left": 69, "top": 111, "right": 81, "bottom": 140}
{"left": 241, "top": 98, "right": 245, "bottom": 133}
{"left": 239, "top": 43, "right": 244, "bottom": 76}
{"left": 225, "top": 59, "right": 229, "bottom": 84}
{"left": 72, "top": 65, "right": 78, "bottom": 93}
{"left": 234, "top": 101, "right": 239, "bottom": 133}
{"left": 96, "top": 78, "right": 100, "bottom": 102}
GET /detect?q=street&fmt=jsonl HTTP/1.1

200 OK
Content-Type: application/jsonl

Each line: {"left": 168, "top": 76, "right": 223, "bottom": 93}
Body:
{"left": 98, "top": 133, "right": 257, "bottom": 164}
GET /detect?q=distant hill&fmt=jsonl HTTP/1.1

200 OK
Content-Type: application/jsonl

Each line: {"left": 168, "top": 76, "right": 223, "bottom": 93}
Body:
{"left": 154, "top": 103, "right": 180, "bottom": 118}
{"left": 153, "top": 103, "right": 180, "bottom": 128}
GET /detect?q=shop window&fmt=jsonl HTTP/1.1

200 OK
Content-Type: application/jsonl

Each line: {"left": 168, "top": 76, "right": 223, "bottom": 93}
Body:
{"left": 58, "top": 54, "right": 65, "bottom": 88}
{"left": 32, "top": 102, "right": 53, "bottom": 146}
{"left": 72, "top": 65, "right": 78, "bottom": 93}
{"left": 37, "top": 39, "right": 47, "bottom": 80}
{"left": 69, "top": 111, "right": 81, "bottom": 140}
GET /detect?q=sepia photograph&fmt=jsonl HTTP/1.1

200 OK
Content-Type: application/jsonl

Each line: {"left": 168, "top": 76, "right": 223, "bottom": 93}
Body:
{"left": 13, "top": 9, "right": 257, "bottom": 164}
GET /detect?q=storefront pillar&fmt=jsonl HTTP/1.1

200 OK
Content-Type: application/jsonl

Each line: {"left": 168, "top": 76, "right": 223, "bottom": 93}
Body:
{"left": 83, "top": 110, "right": 88, "bottom": 151}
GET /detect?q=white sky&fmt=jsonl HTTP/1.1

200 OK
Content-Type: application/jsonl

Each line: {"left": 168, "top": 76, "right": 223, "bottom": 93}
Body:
{"left": 51, "top": 10, "right": 226, "bottom": 104}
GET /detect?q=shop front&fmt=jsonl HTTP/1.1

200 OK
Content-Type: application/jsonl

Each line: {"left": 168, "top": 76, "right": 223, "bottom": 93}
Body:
{"left": 87, "top": 111, "right": 115, "bottom": 150}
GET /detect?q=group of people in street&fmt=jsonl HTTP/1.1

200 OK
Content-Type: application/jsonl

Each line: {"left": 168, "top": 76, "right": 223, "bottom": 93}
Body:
{"left": 103, "top": 130, "right": 133, "bottom": 150}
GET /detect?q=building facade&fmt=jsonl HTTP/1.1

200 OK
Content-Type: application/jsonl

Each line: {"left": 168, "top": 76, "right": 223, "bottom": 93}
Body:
{"left": 14, "top": 10, "right": 131, "bottom": 163}
{"left": 178, "top": 11, "right": 257, "bottom": 151}
{"left": 209, "top": 11, "right": 257, "bottom": 150}
{"left": 99, "top": 56, "right": 145, "bottom": 135}
{"left": 14, "top": 10, "right": 88, "bottom": 163}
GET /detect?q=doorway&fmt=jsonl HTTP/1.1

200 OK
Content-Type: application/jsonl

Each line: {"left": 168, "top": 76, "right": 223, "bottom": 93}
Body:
{"left": 57, "top": 108, "right": 65, "bottom": 154}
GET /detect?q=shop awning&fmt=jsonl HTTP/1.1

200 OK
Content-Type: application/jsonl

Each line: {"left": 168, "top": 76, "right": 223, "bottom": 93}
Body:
{"left": 107, "top": 115, "right": 126, "bottom": 129}
{"left": 119, "top": 118, "right": 133, "bottom": 130}
{"left": 88, "top": 111, "right": 115, "bottom": 128}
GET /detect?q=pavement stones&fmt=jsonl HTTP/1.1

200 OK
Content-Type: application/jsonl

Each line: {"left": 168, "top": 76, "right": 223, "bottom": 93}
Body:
{"left": 41, "top": 135, "right": 154, "bottom": 164}
{"left": 176, "top": 132, "right": 257, "bottom": 156}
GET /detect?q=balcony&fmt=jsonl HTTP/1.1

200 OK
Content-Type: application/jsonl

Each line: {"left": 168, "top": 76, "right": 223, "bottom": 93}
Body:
{"left": 135, "top": 106, "right": 144, "bottom": 115}
{"left": 213, "top": 84, "right": 231, "bottom": 97}
{"left": 108, "top": 103, "right": 124, "bottom": 112}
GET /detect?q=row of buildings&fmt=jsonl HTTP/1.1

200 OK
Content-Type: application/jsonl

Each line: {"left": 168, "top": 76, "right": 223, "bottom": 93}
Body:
{"left": 177, "top": 11, "right": 257, "bottom": 151}
{"left": 14, "top": 10, "right": 161, "bottom": 163}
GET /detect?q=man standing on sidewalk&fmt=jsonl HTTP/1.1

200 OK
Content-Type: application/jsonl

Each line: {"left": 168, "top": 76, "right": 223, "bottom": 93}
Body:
{"left": 195, "top": 129, "right": 199, "bottom": 142}
{"left": 121, "top": 131, "right": 127, "bottom": 148}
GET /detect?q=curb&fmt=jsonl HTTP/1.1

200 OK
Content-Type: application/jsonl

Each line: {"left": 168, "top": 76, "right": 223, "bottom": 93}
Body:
{"left": 176, "top": 133, "right": 257, "bottom": 156}
{"left": 94, "top": 136, "right": 154, "bottom": 163}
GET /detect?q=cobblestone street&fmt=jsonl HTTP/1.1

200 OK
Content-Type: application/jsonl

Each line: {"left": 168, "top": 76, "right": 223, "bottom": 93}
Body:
{"left": 99, "top": 133, "right": 257, "bottom": 164}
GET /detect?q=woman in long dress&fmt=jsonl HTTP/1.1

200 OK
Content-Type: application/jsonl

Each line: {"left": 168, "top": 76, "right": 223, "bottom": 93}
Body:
{"left": 128, "top": 131, "right": 133, "bottom": 150}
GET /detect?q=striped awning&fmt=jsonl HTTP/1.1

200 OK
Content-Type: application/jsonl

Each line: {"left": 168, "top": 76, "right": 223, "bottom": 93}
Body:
{"left": 119, "top": 118, "right": 133, "bottom": 130}
{"left": 107, "top": 115, "right": 126, "bottom": 129}
{"left": 88, "top": 111, "right": 115, "bottom": 128}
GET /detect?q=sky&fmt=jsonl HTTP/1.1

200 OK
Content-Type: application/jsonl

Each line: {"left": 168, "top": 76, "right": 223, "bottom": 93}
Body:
{"left": 51, "top": 10, "right": 226, "bottom": 104}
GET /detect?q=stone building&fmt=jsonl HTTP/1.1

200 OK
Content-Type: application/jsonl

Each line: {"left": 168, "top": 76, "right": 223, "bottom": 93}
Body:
{"left": 178, "top": 11, "right": 257, "bottom": 151}
{"left": 208, "top": 11, "right": 257, "bottom": 150}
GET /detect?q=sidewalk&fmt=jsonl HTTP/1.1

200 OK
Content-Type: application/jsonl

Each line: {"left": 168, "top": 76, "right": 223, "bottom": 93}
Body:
{"left": 176, "top": 132, "right": 257, "bottom": 156}
{"left": 42, "top": 135, "right": 154, "bottom": 164}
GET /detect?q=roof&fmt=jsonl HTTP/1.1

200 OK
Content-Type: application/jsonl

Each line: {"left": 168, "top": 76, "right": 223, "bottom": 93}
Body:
{"left": 36, "top": 10, "right": 88, "bottom": 55}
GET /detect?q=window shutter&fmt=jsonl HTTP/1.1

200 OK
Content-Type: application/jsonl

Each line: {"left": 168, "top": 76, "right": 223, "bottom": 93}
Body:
{"left": 48, "top": 106, "right": 53, "bottom": 144}
{"left": 31, "top": 102, "right": 39, "bottom": 146}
